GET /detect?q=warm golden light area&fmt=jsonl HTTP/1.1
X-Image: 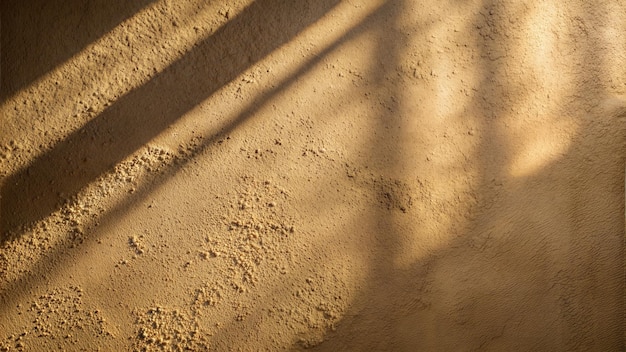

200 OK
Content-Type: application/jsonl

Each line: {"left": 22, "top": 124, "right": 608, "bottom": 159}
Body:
{"left": 1, "top": 0, "right": 625, "bottom": 350}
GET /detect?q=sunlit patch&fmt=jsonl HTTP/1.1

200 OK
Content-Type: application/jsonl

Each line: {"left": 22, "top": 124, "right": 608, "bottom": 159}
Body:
{"left": 517, "top": 1, "right": 571, "bottom": 109}
{"left": 509, "top": 131, "right": 571, "bottom": 178}
{"left": 600, "top": 3, "right": 626, "bottom": 85}
{"left": 527, "top": 2, "right": 560, "bottom": 70}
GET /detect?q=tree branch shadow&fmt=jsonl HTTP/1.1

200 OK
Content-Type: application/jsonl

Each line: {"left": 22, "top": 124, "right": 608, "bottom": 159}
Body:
{"left": 309, "top": 0, "right": 625, "bottom": 350}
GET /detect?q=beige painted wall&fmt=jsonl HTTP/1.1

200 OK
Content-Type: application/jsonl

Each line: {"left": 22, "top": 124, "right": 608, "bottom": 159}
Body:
{"left": 0, "top": 0, "right": 624, "bottom": 350}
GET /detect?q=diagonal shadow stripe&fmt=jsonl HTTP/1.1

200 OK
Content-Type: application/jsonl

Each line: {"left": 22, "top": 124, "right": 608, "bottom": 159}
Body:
{"left": 0, "top": 0, "right": 155, "bottom": 102}
{"left": 1, "top": 0, "right": 339, "bottom": 241}
{"left": 0, "top": 0, "right": 365, "bottom": 319}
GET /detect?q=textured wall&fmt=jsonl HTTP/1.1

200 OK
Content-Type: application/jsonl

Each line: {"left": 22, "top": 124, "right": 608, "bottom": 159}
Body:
{"left": 0, "top": 0, "right": 624, "bottom": 350}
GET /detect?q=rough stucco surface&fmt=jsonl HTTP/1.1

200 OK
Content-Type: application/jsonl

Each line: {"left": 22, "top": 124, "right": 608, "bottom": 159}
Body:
{"left": 0, "top": 0, "right": 625, "bottom": 350}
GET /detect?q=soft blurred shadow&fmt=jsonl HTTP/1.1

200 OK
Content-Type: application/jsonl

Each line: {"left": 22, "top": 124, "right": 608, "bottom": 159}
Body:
{"left": 310, "top": 0, "right": 625, "bottom": 350}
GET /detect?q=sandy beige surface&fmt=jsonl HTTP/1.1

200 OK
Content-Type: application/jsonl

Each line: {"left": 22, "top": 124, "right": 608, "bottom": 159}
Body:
{"left": 1, "top": 0, "right": 625, "bottom": 351}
